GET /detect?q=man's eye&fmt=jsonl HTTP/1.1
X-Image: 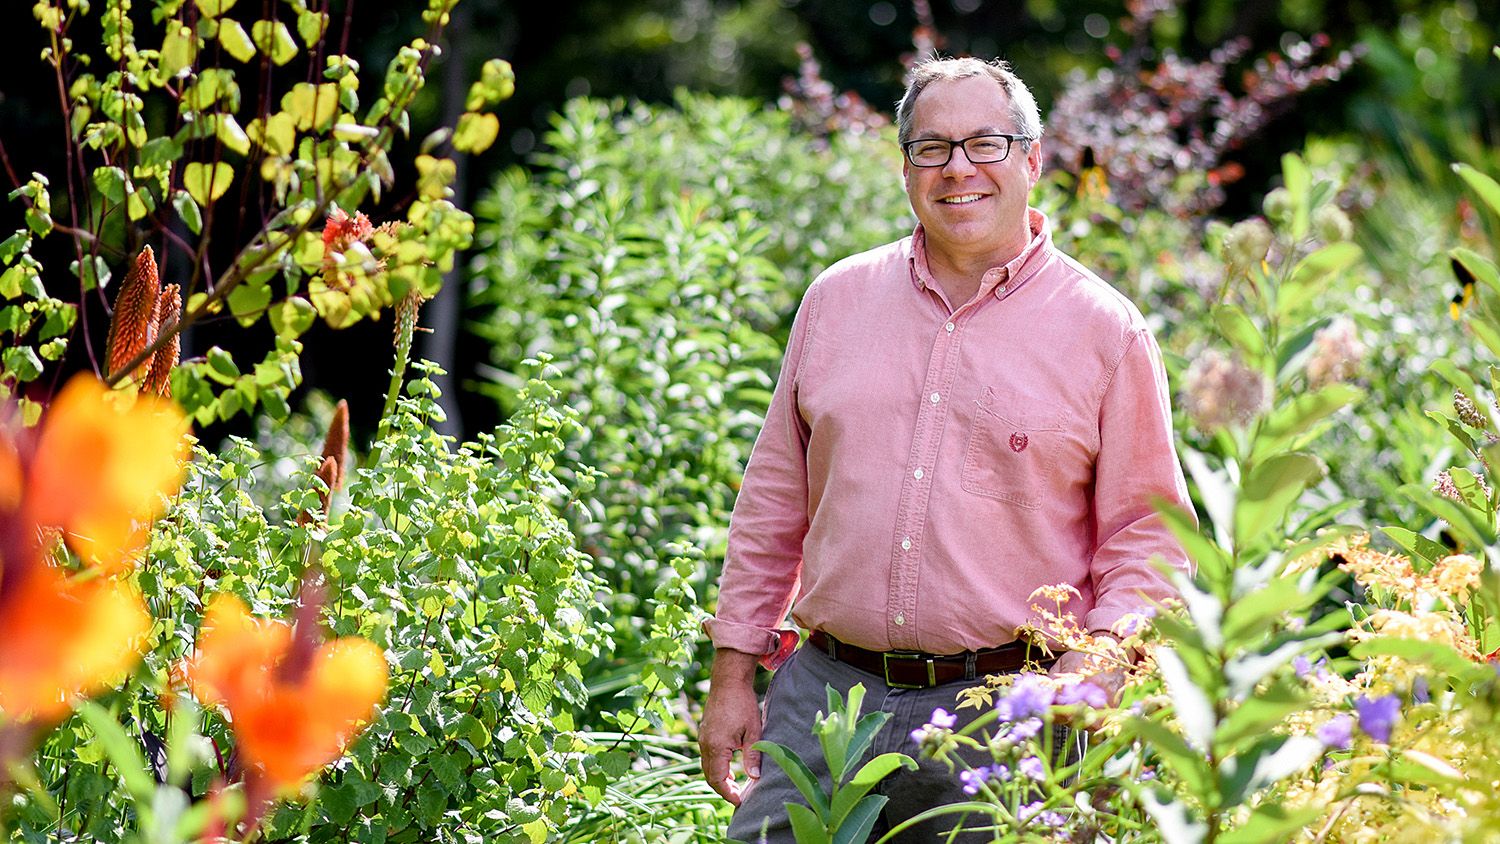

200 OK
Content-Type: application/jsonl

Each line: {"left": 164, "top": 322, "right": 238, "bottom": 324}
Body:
{"left": 969, "top": 140, "right": 1003, "bottom": 154}
{"left": 913, "top": 143, "right": 947, "bottom": 157}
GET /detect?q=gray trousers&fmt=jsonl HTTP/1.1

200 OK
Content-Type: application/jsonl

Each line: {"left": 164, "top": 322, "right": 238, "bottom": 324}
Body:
{"left": 726, "top": 645, "right": 1078, "bottom": 844}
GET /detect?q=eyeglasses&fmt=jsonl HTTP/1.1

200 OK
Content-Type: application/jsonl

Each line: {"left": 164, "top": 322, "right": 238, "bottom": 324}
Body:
{"left": 901, "top": 133, "right": 1032, "bottom": 168}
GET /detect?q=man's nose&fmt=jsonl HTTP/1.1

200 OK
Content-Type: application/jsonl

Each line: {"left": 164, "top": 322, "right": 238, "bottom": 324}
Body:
{"left": 942, "top": 145, "right": 979, "bottom": 177}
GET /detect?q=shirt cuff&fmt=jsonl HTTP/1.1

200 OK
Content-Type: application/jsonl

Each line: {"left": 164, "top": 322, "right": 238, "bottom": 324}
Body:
{"left": 702, "top": 618, "right": 802, "bottom": 671}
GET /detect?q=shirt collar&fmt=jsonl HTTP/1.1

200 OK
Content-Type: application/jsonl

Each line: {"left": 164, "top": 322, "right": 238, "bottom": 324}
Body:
{"left": 908, "top": 208, "right": 1054, "bottom": 302}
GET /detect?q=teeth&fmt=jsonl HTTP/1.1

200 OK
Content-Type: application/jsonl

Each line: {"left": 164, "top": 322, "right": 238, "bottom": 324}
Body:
{"left": 940, "top": 194, "right": 984, "bottom": 204}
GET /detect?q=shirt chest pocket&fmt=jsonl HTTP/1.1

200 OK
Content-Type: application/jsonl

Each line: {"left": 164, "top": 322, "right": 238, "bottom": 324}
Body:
{"left": 961, "top": 388, "right": 1064, "bottom": 510}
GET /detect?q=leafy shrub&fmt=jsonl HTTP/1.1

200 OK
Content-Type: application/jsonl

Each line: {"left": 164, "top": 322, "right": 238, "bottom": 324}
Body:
{"left": 469, "top": 93, "right": 912, "bottom": 687}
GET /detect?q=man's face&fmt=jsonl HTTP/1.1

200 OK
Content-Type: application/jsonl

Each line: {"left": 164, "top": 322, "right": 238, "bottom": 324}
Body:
{"left": 902, "top": 75, "right": 1042, "bottom": 262}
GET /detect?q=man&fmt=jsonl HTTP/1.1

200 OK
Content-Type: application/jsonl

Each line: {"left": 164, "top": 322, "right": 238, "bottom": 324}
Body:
{"left": 700, "top": 56, "right": 1192, "bottom": 841}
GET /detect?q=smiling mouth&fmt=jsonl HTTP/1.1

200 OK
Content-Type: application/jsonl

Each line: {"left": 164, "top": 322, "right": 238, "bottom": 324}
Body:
{"left": 938, "top": 194, "right": 986, "bottom": 205}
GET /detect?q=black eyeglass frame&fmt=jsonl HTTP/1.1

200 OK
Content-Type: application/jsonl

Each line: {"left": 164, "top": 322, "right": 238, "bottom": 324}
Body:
{"left": 901, "top": 133, "right": 1034, "bottom": 168}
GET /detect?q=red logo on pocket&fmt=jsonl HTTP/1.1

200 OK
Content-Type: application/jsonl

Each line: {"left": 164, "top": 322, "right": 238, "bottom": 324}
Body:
{"left": 1009, "top": 432, "right": 1028, "bottom": 452}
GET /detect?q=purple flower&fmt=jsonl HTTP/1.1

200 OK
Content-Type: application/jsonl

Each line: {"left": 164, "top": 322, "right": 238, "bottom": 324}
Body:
{"left": 1005, "top": 717, "right": 1043, "bottom": 743}
{"left": 1412, "top": 677, "right": 1429, "bottom": 704}
{"left": 910, "top": 707, "right": 960, "bottom": 747}
{"left": 1293, "top": 655, "right": 1312, "bottom": 677}
{"left": 1018, "top": 801, "right": 1066, "bottom": 828}
{"left": 959, "top": 764, "right": 1010, "bottom": 795}
{"left": 1017, "top": 755, "right": 1045, "bottom": 781}
{"left": 1316, "top": 715, "right": 1353, "bottom": 751}
{"left": 1057, "top": 681, "right": 1107, "bottom": 708}
{"left": 996, "top": 674, "right": 1055, "bottom": 723}
{"left": 1355, "top": 694, "right": 1401, "bottom": 743}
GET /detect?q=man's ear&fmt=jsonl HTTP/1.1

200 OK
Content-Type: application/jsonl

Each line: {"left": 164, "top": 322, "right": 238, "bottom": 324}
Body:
{"left": 1026, "top": 138, "right": 1043, "bottom": 186}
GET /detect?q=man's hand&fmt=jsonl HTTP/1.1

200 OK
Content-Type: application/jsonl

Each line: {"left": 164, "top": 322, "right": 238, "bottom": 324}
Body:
{"left": 1049, "top": 646, "right": 1126, "bottom": 710}
{"left": 699, "top": 649, "right": 764, "bottom": 806}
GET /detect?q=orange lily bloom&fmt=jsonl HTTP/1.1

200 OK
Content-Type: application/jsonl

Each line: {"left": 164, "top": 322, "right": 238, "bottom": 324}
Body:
{"left": 0, "top": 374, "right": 183, "bottom": 723}
{"left": 23, "top": 376, "right": 190, "bottom": 572}
{"left": 185, "top": 594, "right": 387, "bottom": 792}
{"left": 0, "top": 560, "right": 151, "bottom": 722}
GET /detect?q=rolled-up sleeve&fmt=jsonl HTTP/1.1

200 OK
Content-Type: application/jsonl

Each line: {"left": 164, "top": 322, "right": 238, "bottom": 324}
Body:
{"left": 1085, "top": 327, "right": 1195, "bottom": 636}
{"left": 703, "top": 284, "right": 821, "bottom": 666}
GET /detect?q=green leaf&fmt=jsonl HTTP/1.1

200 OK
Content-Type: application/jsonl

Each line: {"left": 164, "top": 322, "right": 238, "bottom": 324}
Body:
{"left": 1279, "top": 242, "right": 1361, "bottom": 319}
{"left": 1249, "top": 384, "right": 1362, "bottom": 462}
{"left": 247, "top": 112, "right": 296, "bottom": 156}
{"left": 217, "top": 114, "right": 250, "bottom": 155}
{"left": 754, "top": 740, "right": 830, "bottom": 820}
{"left": 76, "top": 702, "right": 155, "bottom": 802}
{"left": 320, "top": 780, "right": 357, "bottom": 826}
{"left": 828, "top": 753, "right": 915, "bottom": 830}
{"left": 1455, "top": 163, "right": 1500, "bottom": 221}
{"left": 1452, "top": 247, "right": 1500, "bottom": 297}
{"left": 3, "top": 346, "right": 44, "bottom": 381}
{"left": 464, "top": 59, "right": 515, "bottom": 111}
{"left": 1234, "top": 452, "right": 1325, "bottom": 551}
{"left": 1215, "top": 679, "right": 1306, "bottom": 750}
{"left": 159, "top": 20, "right": 198, "bottom": 78}
{"left": 297, "top": 10, "right": 328, "bottom": 46}
{"left": 269, "top": 297, "right": 317, "bottom": 338}
{"left": 831, "top": 794, "right": 889, "bottom": 844}
{"left": 1155, "top": 647, "right": 1215, "bottom": 751}
{"left": 171, "top": 191, "right": 203, "bottom": 234}
{"left": 786, "top": 803, "right": 830, "bottom": 844}
{"left": 1282, "top": 153, "right": 1312, "bottom": 239}
{"left": 1218, "top": 801, "right": 1323, "bottom": 843}
{"left": 281, "top": 83, "right": 340, "bottom": 133}
{"left": 1140, "top": 787, "right": 1207, "bottom": 844}
{"left": 183, "top": 161, "right": 234, "bottom": 206}
{"left": 92, "top": 166, "right": 128, "bottom": 204}
{"left": 251, "top": 20, "right": 298, "bottom": 66}
{"left": 452, "top": 112, "right": 499, "bottom": 154}
{"left": 1211, "top": 304, "right": 1265, "bottom": 362}
{"left": 227, "top": 281, "right": 271, "bottom": 327}
{"left": 1156, "top": 500, "right": 1229, "bottom": 588}
{"left": 195, "top": 0, "right": 237, "bottom": 16}
{"left": 205, "top": 346, "right": 240, "bottom": 383}
{"left": 1378, "top": 526, "right": 1450, "bottom": 567}
{"left": 1219, "top": 735, "right": 1322, "bottom": 807}
{"left": 217, "top": 18, "right": 255, "bottom": 62}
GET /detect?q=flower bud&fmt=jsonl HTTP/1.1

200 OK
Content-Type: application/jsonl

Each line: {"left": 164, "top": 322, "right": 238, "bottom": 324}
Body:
{"left": 1263, "top": 187, "right": 1294, "bottom": 225}
{"left": 1313, "top": 205, "right": 1353, "bottom": 243}
{"left": 1225, "top": 219, "right": 1273, "bottom": 268}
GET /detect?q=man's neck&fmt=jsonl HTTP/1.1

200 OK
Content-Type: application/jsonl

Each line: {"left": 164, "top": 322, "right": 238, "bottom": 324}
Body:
{"left": 923, "top": 221, "right": 1032, "bottom": 306}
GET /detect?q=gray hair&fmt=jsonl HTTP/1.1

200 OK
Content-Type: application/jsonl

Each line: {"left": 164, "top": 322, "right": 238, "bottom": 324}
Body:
{"left": 895, "top": 56, "right": 1044, "bottom": 146}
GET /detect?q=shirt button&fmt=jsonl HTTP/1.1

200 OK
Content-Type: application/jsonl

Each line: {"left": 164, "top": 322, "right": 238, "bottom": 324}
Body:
{"left": 929, "top": 392, "right": 941, "bottom": 404}
{"left": 998, "top": 284, "right": 1008, "bottom": 294}
{"left": 901, "top": 537, "right": 912, "bottom": 550}
{"left": 913, "top": 468, "right": 924, "bottom": 480}
{"left": 945, "top": 322, "right": 955, "bottom": 332}
{"left": 894, "top": 612, "right": 906, "bottom": 626}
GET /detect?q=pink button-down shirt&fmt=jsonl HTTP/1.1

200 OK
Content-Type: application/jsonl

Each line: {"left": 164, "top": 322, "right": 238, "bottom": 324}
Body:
{"left": 705, "top": 209, "right": 1193, "bottom": 667}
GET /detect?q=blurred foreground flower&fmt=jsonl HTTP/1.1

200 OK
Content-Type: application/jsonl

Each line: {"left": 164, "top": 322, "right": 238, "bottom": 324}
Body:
{"left": 20, "top": 376, "right": 190, "bottom": 571}
{"left": 185, "top": 591, "right": 387, "bottom": 794}
{"left": 1183, "top": 349, "right": 1268, "bottom": 433}
{"left": 1304, "top": 317, "right": 1367, "bottom": 389}
{"left": 0, "top": 375, "right": 186, "bottom": 724}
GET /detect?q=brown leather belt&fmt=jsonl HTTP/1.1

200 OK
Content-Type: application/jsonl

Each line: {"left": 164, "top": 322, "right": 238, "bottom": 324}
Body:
{"left": 807, "top": 630, "right": 1056, "bottom": 690}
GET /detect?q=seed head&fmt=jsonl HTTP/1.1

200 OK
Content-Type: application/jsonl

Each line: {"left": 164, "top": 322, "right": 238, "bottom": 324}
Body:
{"left": 1455, "top": 390, "right": 1488, "bottom": 430}
{"left": 105, "top": 247, "right": 162, "bottom": 384}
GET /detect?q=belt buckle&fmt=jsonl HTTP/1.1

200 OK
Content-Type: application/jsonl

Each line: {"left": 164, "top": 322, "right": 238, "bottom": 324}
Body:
{"left": 882, "top": 652, "right": 936, "bottom": 689}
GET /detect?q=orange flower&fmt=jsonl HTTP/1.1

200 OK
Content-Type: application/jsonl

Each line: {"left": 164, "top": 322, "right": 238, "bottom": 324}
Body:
{"left": 24, "top": 376, "right": 190, "bottom": 572}
{"left": 0, "top": 557, "right": 151, "bottom": 722}
{"left": 185, "top": 594, "right": 387, "bottom": 792}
